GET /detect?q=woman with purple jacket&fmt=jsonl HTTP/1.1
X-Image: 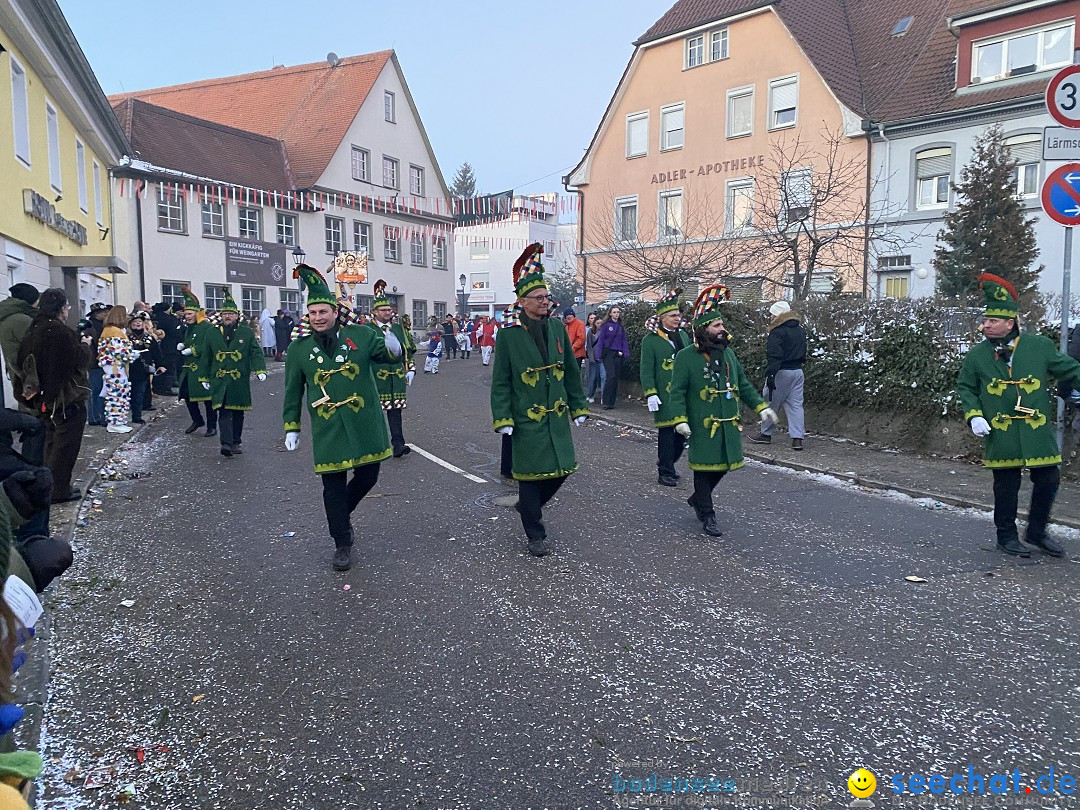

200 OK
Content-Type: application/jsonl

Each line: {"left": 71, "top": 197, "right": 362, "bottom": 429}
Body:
{"left": 595, "top": 306, "right": 630, "bottom": 409}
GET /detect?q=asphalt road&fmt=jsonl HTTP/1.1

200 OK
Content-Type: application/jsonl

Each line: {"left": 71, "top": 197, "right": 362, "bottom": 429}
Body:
{"left": 38, "top": 355, "right": 1080, "bottom": 810}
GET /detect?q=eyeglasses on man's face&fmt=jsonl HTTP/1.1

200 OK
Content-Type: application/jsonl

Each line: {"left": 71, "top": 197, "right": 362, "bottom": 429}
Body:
{"left": 525, "top": 293, "right": 551, "bottom": 302}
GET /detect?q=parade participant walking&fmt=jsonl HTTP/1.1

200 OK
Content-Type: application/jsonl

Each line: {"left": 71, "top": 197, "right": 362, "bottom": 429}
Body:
{"left": 127, "top": 312, "right": 164, "bottom": 424}
{"left": 595, "top": 306, "right": 629, "bottom": 409}
{"left": 366, "top": 279, "right": 416, "bottom": 458}
{"left": 423, "top": 327, "right": 442, "bottom": 374}
{"left": 206, "top": 291, "right": 266, "bottom": 457}
{"left": 97, "top": 306, "right": 140, "bottom": 434}
{"left": 490, "top": 243, "right": 589, "bottom": 557}
{"left": 476, "top": 315, "right": 498, "bottom": 366}
{"left": 150, "top": 302, "right": 182, "bottom": 394}
{"left": 283, "top": 265, "right": 402, "bottom": 572}
{"left": 442, "top": 315, "right": 458, "bottom": 360}
{"left": 957, "top": 273, "right": 1080, "bottom": 558}
{"left": 640, "top": 289, "right": 691, "bottom": 487}
{"left": 749, "top": 301, "right": 808, "bottom": 450}
{"left": 563, "top": 309, "right": 586, "bottom": 367}
{"left": 273, "top": 310, "right": 294, "bottom": 362}
{"left": 669, "top": 285, "right": 777, "bottom": 537}
{"left": 177, "top": 288, "right": 217, "bottom": 437}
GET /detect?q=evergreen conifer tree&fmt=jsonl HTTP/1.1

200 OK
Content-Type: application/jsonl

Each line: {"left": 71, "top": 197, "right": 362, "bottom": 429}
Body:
{"left": 449, "top": 162, "right": 477, "bottom": 199}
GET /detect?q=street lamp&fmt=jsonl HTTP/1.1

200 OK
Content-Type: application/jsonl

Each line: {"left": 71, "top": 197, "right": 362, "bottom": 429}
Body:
{"left": 291, "top": 245, "right": 306, "bottom": 266}
{"left": 458, "top": 273, "right": 467, "bottom": 318}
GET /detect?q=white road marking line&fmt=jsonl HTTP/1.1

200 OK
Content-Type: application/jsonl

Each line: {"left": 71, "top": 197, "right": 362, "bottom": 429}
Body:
{"left": 406, "top": 444, "right": 488, "bottom": 484}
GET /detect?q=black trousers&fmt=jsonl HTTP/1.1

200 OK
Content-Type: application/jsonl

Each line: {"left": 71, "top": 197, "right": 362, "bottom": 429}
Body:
{"left": 657, "top": 426, "right": 686, "bottom": 478}
{"left": 500, "top": 433, "right": 513, "bottom": 478}
{"left": 185, "top": 400, "right": 217, "bottom": 430}
{"left": 517, "top": 475, "right": 566, "bottom": 540}
{"left": 601, "top": 350, "right": 624, "bottom": 408}
{"left": 386, "top": 408, "right": 406, "bottom": 453}
{"left": 218, "top": 409, "right": 245, "bottom": 447}
{"left": 17, "top": 421, "right": 49, "bottom": 544}
{"left": 689, "top": 470, "right": 727, "bottom": 521}
{"left": 45, "top": 401, "right": 87, "bottom": 500}
{"left": 993, "top": 466, "right": 1060, "bottom": 544}
{"left": 321, "top": 463, "right": 381, "bottom": 548}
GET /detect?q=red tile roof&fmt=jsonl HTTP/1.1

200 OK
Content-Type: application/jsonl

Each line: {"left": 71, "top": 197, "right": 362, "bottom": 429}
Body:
{"left": 109, "top": 51, "right": 393, "bottom": 188}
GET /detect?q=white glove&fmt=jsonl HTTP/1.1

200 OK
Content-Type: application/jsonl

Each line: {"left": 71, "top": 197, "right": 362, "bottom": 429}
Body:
{"left": 646, "top": 395, "right": 661, "bottom": 412}
{"left": 970, "top": 416, "right": 991, "bottom": 437}
{"left": 496, "top": 426, "right": 513, "bottom": 436}
{"left": 181, "top": 347, "right": 194, "bottom": 356}
{"left": 284, "top": 431, "right": 300, "bottom": 451}
{"left": 760, "top": 407, "right": 779, "bottom": 425}
{"left": 675, "top": 422, "right": 692, "bottom": 437}
{"left": 257, "top": 373, "right": 267, "bottom": 382}
{"left": 383, "top": 330, "right": 402, "bottom": 357}
{"left": 574, "top": 416, "right": 587, "bottom": 426}
{"left": 405, "top": 371, "right": 415, "bottom": 386}
{"left": 201, "top": 382, "right": 211, "bottom": 390}
{"left": 176, "top": 343, "right": 185, "bottom": 351}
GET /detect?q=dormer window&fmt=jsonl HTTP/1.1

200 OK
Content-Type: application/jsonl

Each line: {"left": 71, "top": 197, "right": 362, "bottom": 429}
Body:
{"left": 971, "top": 21, "right": 1073, "bottom": 84}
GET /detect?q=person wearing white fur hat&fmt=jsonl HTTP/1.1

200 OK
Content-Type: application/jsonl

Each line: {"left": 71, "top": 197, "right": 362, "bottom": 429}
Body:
{"left": 748, "top": 300, "right": 806, "bottom": 450}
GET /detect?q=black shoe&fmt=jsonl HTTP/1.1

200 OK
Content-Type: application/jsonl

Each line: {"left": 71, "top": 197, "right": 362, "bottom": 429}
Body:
{"left": 747, "top": 432, "right": 771, "bottom": 444}
{"left": 232, "top": 446, "right": 243, "bottom": 454}
{"left": 184, "top": 422, "right": 203, "bottom": 435}
{"left": 220, "top": 445, "right": 233, "bottom": 457}
{"left": 792, "top": 439, "right": 803, "bottom": 450}
{"left": 393, "top": 446, "right": 412, "bottom": 458}
{"left": 997, "top": 538, "right": 1031, "bottom": 557}
{"left": 658, "top": 474, "right": 678, "bottom": 487}
{"left": 332, "top": 546, "right": 353, "bottom": 571}
{"left": 702, "top": 516, "right": 723, "bottom": 537}
{"left": 51, "top": 488, "right": 82, "bottom": 504}
{"left": 204, "top": 428, "right": 217, "bottom": 438}
{"left": 1026, "top": 534, "right": 1066, "bottom": 557}
{"left": 143, "top": 406, "right": 157, "bottom": 411}
{"left": 527, "top": 538, "right": 549, "bottom": 557}
{"left": 132, "top": 418, "right": 146, "bottom": 424}
{"left": 602, "top": 405, "right": 613, "bottom": 410}
{"left": 687, "top": 495, "right": 706, "bottom": 523}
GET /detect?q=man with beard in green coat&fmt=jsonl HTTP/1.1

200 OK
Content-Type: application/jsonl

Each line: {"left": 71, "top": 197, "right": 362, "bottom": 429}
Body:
{"left": 366, "top": 279, "right": 416, "bottom": 458}
{"left": 490, "top": 243, "right": 589, "bottom": 557}
{"left": 640, "top": 288, "right": 690, "bottom": 487}
{"left": 207, "top": 290, "right": 266, "bottom": 457}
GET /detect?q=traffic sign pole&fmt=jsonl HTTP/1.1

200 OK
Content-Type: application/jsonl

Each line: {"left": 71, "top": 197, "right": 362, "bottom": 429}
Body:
{"left": 1060, "top": 226, "right": 1072, "bottom": 451}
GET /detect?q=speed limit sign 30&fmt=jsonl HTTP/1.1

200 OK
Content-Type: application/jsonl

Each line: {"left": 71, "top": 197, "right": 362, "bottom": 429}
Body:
{"left": 1047, "top": 65, "right": 1080, "bottom": 128}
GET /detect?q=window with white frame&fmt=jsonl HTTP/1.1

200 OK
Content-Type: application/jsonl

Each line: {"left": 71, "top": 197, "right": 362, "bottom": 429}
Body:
{"left": 241, "top": 287, "right": 265, "bottom": 319}
{"left": 46, "top": 102, "right": 61, "bottom": 191}
{"left": 325, "top": 216, "right": 344, "bottom": 254}
{"left": 1005, "top": 133, "right": 1041, "bottom": 197}
{"left": 768, "top": 76, "right": 798, "bottom": 130}
{"left": 614, "top": 196, "right": 638, "bottom": 244}
{"left": 879, "top": 255, "right": 913, "bottom": 269}
{"left": 410, "top": 165, "right": 424, "bottom": 195}
{"left": 685, "top": 35, "right": 705, "bottom": 68}
{"left": 357, "top": 294, "right": 375, "bottom": 313}
{"left": 161, "top": 282, "right": 188, "bottom": 309}
{"left": 410, "top": 231, "right": 425, "bottom": 266}
{"left": 972, "top": 22, "right": 1073, "bottom": 84}
{"left": 93, "top": 162, "right": 103, "bottom": 225}
{"left": 658, "top": 190, "right": 684, "bottom": 241}
{"left": 412, "top": 299, "right": 427, "bottom": 326}
{"left": 626, "top": 111, "right": 648, "bottom": 158}
{"left": 385, "top": 91, "right": 396, "bottom": 122}
{"left": 76, "top": 141, "right": 88, "bottom": 212}
{"left": 384, "top": 225, "right": 401, "bottom": 262}
{"left": 711, "top": 29, "right": 729, "bottom": 61}
{"left": 157, "top": 186, "right": 185, "bottom": 232}
{"left": 383, "top": 156, "right": 399, "bottom": 189}
{"left": 469, "top": 239, "right": 490, "bottom": 260}
{"left": 660, "top": 103, "right": 685, "bottom": 151}
{"left": 202, "top": 202, "right": 225, "bottom": 237}
{"left": 276, "top": 212, "right": 297, "bottom": 246}
{"left": 353, "top": 221, "right": 371, "bottom": 254}
{"left": 204, "top": 284, "right": 227, "bottom": 312}
{"left": 280, "top": 289, "right": 300, "bottom": 314}
{"left": 238, "top": 207, "right": 261, "bottom": 239}
{"left": 915, "top": 147, "right": 952, "bottom": 209}
{"left": 351, "top": 146, "right": 369, "bottom": 181}
{"left": 727, "top": 86, "right": 754, "bottom": 138}
{"left": 781, "top": 168, "right": 813, "bottom": 223}
{"left": 726, "top": 179, "right": 754, "bottom": 232}
{"left": 433, "top": 235, "right": 447, "bottom": 269}
{"left": 434, "top": 301, "right": 447, "bottom": 320}
{"left": 10, "top": 58, "right": 30, "bottom": 166}
{"left": 881, "top": 274, "right": 910, "bottom": 298}
{"left": 471, "top": 272, "right": 490, "bottom": 289}
{"left": 545, "top": 240, "right": 556, "bottom": 256}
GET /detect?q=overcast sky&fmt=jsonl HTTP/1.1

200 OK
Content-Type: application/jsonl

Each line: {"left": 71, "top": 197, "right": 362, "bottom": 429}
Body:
{"left": 60, "top": 0, "right": 667, "bottom": 197}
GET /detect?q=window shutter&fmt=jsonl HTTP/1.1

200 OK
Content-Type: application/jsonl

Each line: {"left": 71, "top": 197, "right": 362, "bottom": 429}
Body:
{"left": 1005, "top": 137, "right": 1040, "bottom": 164}
{"left": 772, "top": 80, "right": 797, "bottom": 112}
{"left": 916, "top": 148, "right": 952, "bottom": 178}
{"left": 629, "top": 118, "right": 647, "bottom": 155}
{"left": 665, "top": 107, "right": 684, "bottom": 135}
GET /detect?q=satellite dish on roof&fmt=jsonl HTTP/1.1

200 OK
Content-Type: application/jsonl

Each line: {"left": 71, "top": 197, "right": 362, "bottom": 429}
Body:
{"left": 327, "top": 52, "right": 340, "bottom": 67}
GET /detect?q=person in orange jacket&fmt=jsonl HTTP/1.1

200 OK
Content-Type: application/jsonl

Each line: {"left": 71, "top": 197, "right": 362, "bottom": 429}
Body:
{"left": 562, "top": 308, "right": 586, "bottom": 367}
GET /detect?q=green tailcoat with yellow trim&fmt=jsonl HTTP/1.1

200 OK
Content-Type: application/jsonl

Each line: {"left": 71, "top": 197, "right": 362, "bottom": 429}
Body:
{"left": 640, "top": 329, "right": 690, "bottom": 428}
{"left": 957, "top": 334, "right": 1080, "bottom": 469}
{"left": 364, "top": 321, "right": 416, "bottom": 410}
{"left": 283, "top": 324, "right": 395, "bottom": 474}
{"left": 490, "top": 313, "right": 589, "bottom": 481}
{"left": 668, "top": 345, "right": 767, "bottom": 472}
{"left": 206, "top": 323, "right": 265, "bottom": 410}
{"left": 178, "top": 320, "right": 215, "bottom": 403}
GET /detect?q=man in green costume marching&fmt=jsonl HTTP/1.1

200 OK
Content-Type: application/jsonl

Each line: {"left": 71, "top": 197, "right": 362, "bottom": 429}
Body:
{"left": 491, "top": 243, "right": 589, "bottom": 557}
{"left": 366, "top": 279, "right": 417, "bottom": 458}
{"left": 283, "top": 265, "right": 402, "bottom": 571}
{"left": 669, "top": 285, "right": 777, "bottom": 537}
{"left": 640, "top": 288, "right": 691, "bottom": 487}
{"left": 957, "top": 273, "right": 1080, "bottom": 558}
{"left": 177, "top": 287, "right": 217, "bottom": 437}
{"left": 207, "top": 290, "right": 266, "bottom": 458}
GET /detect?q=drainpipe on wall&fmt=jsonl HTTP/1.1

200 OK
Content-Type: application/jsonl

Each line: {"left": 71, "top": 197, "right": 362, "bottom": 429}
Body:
{"left": 860, "top": 119, "right": 876, "bottom": 298}
{"left": 134, "top": 180, "right": 147, "bottom": 302}
{"left": 562, "top": 174, "right": 586, "bottom": 305}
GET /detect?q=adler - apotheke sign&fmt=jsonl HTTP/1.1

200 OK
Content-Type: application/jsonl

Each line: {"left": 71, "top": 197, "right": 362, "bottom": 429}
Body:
{"left": 23, "top": 189, "right": 88, "bottom": 246}
{"left": 650, "top": 154, "right": 767, "bottom": 185}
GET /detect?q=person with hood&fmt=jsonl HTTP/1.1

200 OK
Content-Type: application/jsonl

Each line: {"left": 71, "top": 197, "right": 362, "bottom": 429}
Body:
{"left": 177, "top": 289, "right": 217, "bottom": 437}
{"left": 273, "top": 309, "right": 294, "bottom": 361}
{"left": 206, "top": 291, "right": 266, "bottom": 457}
{"left": 595, "top": 305, "right": 630, "bottom": 409}
{"left": 0, "top": 285, "right": 40, "bottom": 455}
{"left": 957, "top": 273, "right": 1080, "bottom": 558}
{"left": 97, "top": 306, "right": 140, "bottom": 434}
{"left": 669, "top": 285, "right": 777, "bottom": 537}
{"left": 150, "top": 302, "right": 183, "bottom": 394}
{"left": 749, "top": 300, "right": 808, "bottom": 450}
{"left": 83, "top": 302, "right": 109, "bottom": 426}
{"left": 640, "top": 289, "right": 691, "bottom": 487}
{"left": 259, "top": 308, "right": 277, "bottom": 358}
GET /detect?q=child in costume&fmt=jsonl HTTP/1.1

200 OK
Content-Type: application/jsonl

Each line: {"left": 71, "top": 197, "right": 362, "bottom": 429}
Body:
{"left": 424, "top": 330, "right": 443, "bottom": 374}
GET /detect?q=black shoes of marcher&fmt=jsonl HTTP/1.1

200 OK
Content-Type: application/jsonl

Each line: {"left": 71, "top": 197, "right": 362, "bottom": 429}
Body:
{"left": 747, "top": 432, "right": 771, "bottom": 444}
{"left": 220, "top": 445, "right": 233, "bottom": 457}
{"left": 143, "top": 406, "right": 157, "bottom": 411}
{"left": 393, "top": 446, "right": 412, "bottom": 458}
{"left": 132, "top": 419, "right": 146, "bottom": 424}
{"left": 687, "top": 495, "right": 706, "bottom": 523}
{"left": 1026, "top": 534, "right": 1066, "bottom": 557}
{"left": 184, "top": 422, "right": 202, "bottom": 434}
{"left": 232, "top": 445, "right": 243, "bottom": 454}
{"left": 702, "top": 516, "right": 723, "bottom": 537}
{"left": 332, "top": 546, "right": 353, "bottom": 571}
{"left": 997, "top": 538, "right": 1032, "bottom": 557}
{"left": 527, "top": 538, "right": 549, "bottom": 557}
{"left": 658, "top": 474, "right": 679, "bottom": 487}
{"left": 204, "top": 428, "right": 217, "bottom": 438}
{"left": 792, "top": 439, "right": 803, "bottom": 450}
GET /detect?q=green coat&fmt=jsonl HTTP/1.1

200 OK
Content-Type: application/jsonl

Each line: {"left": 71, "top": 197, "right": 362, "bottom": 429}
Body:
{"left": 178, "top": 320, "right": 215, "bottom": 402}
{"left": 490, "top": 313, "right": 589, "bottom": 481}
{"left": 283, "top": 324, "right": 395, "bottom": 474}
{"left": 365, "top": 321, "right": 416, "bottom": 410}
{"left": 668, "top": 345, "right": 767, "bottom": 472}
{"left": 957, "top": 333, "right": 1080, "bottom": 469}
{"left": 206, "top": 323, "right": 266, "bottom": 410}
{"left": 640, "top": 328, "right": 691, "bottom": 427}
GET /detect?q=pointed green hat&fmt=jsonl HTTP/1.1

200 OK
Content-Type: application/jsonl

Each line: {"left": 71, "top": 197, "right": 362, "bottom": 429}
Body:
{"left": 691, "top": 284, "right": 730, "bottom": 328}
{"left": 372, "top": 278, "right": 392, "bottom": 310}
{"left": 978, "top": 272, "right": 1019, "bottom": 319}
{"left": 656, "top": 288, "right": 683, "bottom": 317}
{"left": 293, "top": 264, "right": 336, "bottom": 307}
{"left": 181, "top": 287, "right": 202, "bottom": 311}
{"left": 220, "top": 289, "right": 239, "bottom": 314}
{"left": 513, "top": 243, "right": 547, "bottom": 298}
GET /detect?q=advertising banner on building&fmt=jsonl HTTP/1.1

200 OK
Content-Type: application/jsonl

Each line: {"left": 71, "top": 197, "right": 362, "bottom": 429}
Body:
{"left": 225, "top": 239, "right": 288, "bottom": 287}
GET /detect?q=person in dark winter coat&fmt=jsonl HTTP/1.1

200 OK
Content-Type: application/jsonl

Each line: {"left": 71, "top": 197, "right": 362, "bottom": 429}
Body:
{"left": 594, "top": 306, "right": 630, "bottom": 409}
{"left": 749, "top": 301, "right": 807, "bottom": 449}
{"left": 83, "top": 302, "right": 108, "bottom": 426}
{"left": 127, "top": 313, "right": 164, "bottom": 424}
{"left": 0, "top": 284, "right": 40, "bottom": 457}
{"left": 274, "top": 310, "right": 295, "bottom": 361}
{"left": 150, "top": 302, "right": 183, "bottom": 394}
